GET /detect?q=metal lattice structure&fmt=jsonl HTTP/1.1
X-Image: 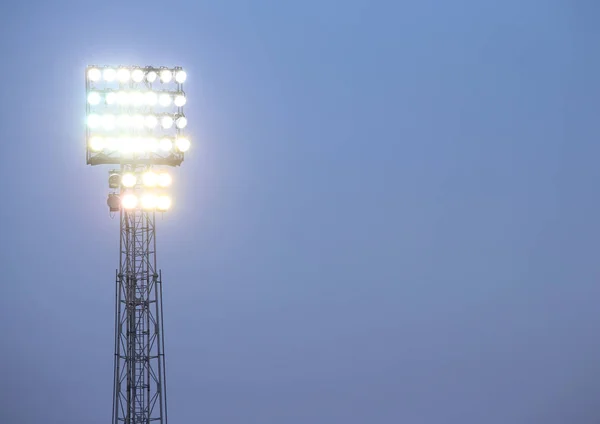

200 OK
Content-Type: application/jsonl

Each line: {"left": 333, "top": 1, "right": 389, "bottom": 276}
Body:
{"left": 85, "top": 65, "right": 190, "bottom": 424}
{"left": 112, "top": 165, "right": 167, "bottom": 423}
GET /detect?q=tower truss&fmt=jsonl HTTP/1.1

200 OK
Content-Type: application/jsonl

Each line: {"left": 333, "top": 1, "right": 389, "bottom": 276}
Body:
{"left": 113, "top": 193, "right": 168, "bottom": 424}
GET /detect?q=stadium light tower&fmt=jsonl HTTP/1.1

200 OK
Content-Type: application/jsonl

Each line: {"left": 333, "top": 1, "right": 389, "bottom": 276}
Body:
{"left": 86, "top": 65, "right": 190, "bottom": 424}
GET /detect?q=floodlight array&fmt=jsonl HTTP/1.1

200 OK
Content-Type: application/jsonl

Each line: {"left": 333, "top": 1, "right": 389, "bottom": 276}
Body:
{"left": 107, "top": 169, "right": 174, "bottom": 212}
{"left": 86, "top": 65, "right": 189, "bottom": 166}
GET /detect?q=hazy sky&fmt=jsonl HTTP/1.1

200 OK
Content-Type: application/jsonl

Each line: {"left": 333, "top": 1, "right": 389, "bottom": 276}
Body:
{"left": 1, "top": 1, "right": 600, "bottom": 423}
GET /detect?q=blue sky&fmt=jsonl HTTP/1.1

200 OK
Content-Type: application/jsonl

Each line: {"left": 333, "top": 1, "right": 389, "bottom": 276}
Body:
{"left": 1, "top": 0, "right": 600, "bottom": 422}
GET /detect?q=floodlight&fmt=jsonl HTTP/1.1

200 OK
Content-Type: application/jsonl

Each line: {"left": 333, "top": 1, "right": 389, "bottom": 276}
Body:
{"left": 157, "top": 195, "right": 172, "bottom": 211}
{"left": 157, "top": 173, "right": 172, "bottom": 187}
{"left": 141, "top": 194, "right": 159, "bottom": 210}
{"left": 105, "top": 137, "right": 119, "bottom": 151}
{"left": 108, "top": 173, "right": 120, "bottom": 188}
{"left": 175, "top": 137, "right": 190, "bottom": 152}
{"left": 104, "top": 68, "right": 116, "bottom": 82}
{"left": 117, "top": 91, "right": 130, "bottom": 105}
{"left": 131, "top": 91, "right": 145, "bottom": 106}
{"left": 88, "top": 114, "right": 101, "bottom": 128}
{"left": 145, "top": 91, "right": 158, "bottom": 106}
{"left": 161, "top": 116, "right": 174, "bottom": 129}
{"left": 145, "top": 115, "right": 158, "bottom": 129}
{"left": 88, "top": 92, "right": 101, "bottom": 105}
{"left": 143, "top": 171, "right": 158, "bottom": 187}
{"left": 121, "top": 173, "right": 137, "bottom": 188}
{"left": 145, "top": 137, "right": 159, "bottom": 152}
{"left": 132, "top": 69, "right": 145, "bottom": 82}
{"left": 175, "top": 70, "right": 187, "bottom": 83}
{"left": 117, "top": 114, "right": 131, "bottom": 128}
{"left": 159, "top": 138, "right": 173, "bottom": 152}
{"left": 89, "top": 136, "right": 104, "bottom": 151}
{"left": 88, "top": 68, "right": 102, "bottom": 82}
{"left": 159, "top": 93, "right": 171, "bottom": 107}
{"left": 160, "top": 70, "right": 172, "bottom": 83}
{"left": 133, "top": 114, "right": 145, "bottom": 129}
{"left": 174, "top": 94, "right": 186, "bottom": 107}
{"left": 102, "top": 114, "right": 116, "bottom": 130}
{"left": 146, "top": 71, "right": 157, "bottom": 83}
{"left": 106, "top": 92, "right": 117, "bottom": 105}
{"left": 175, "top": 116, "right": 187, "bottom": 129}
{"left": 122, "top": 194, "right": 138, "bottom": 209}
{"left": 117, "top": 68, "right": 131, "bottom": 83}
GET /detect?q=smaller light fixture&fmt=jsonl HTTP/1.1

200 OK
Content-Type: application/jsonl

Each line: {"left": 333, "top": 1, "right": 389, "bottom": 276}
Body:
{"left": 108, "top": 173, "right": 120, "bottom": 189}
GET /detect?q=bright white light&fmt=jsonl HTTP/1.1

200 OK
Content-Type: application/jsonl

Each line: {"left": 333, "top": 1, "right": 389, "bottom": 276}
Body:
{"left": 121, "top": 174, "right": 137, "bottom": 188}
{"left": 159, "top": 138, "right": 173, "bottom": 151}
{"left": 102, "top": 114, "right": 116, "bottom": 130}
{"left": 117, "top": 68, "right": 131, "bottom": 83}
{"left": 174, "top": 94, "right": 186, "bottom": 107}
{"left": 89, "top": 136, "right": 104, "bottom": 151}
{"left": 132, "top": 69, "right": 145, "bottom": 82}
{"left": 145, "top": 115, "right": 158, "bottom": 129}
{"left": 157, "top": 195, "right": 172, "bottom": 211}
{"left": 132, "top": 114, "right": 145, "bottom": 129}
{"left": 175, "top": 70, "right": 187, "bottom": 83}
{"left": 142, "top": 171, "right": 158, "bottom": 187}
{"left": 106, "top": 92, "right": 117, "bottom": 105}
{"left": 176, "top": 116, "right": 187, "bottom": 129}
{"left": 131, "top": 91, "right": 145, "bottom": 106}
{"left": 146, "top": 71, "right": 157, "bottom": 83}
{"left": 105, "top": 137, "right": 119, "bottom": 150}
{"left": 158, "top": 173, "right": 172, "bottom": 187}
{"left": 87, "top": 114, "right": 101, "bottom": 128}
{"left": 161, "top": 116, "right": 174, "bottom": 129}
{"left": 88, "top": 68, "right": 102, "bottom": 82}
{"left": 145, "top": 137, "right": 159, "bottom": 152}
{"left": 145, "top": 91, "right": 158, "bottom": 106}
{"left": 104, "top": 68, "right": 116, "bottom": 82}
{"left": 116, "top": 91, "right": 130, "bottom": 105}
{"left": 117, "top": 115, "right": 131, "bottom": 128}
{"left": 158, "top": 93, "right": 171, "bottom": 107}
{"left": 118, "top": 137, "right": 132, "bottom": 153}
{"left": 176, "top": 138, "right": 190, "bottom": 152}
{"left": 122, "top": 194, "right": 138, "bottom": 209}
{"left": 160, "top": 69, "right": 172, "bottom": 83}
{"left": 87, "top": 92, "right": 101, "bottom": 105}
{"left": 131, "top": 137, "right": 145, "bottom": 153}
{"left": 141, "top": 194, "right": 158, "bottom": 210}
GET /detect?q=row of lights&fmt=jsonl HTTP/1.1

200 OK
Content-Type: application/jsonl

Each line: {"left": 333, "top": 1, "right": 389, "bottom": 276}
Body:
{"left": 111, "top": 171, "right": 172, "bottom": 188}
{"left": 88, "top": 68, "right": 186, "bottom": 84}
{"left": 88, "top": 91, "right": 186, "bottom": 107}
{"left": 108, "top": 193, "right": 172, "bottom": 211}
{"left": 90, "top": 136, "right": 190, "bottom": 153}
{"left": 87, "top": 114, "right": 187, "bottom": 130}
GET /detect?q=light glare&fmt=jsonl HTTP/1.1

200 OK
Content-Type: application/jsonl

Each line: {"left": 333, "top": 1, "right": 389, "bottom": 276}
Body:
{"left": 104, "top": 68, "right": 116, "bottom": 82}
{"left": 161, "top": 116, "right": 174, "bottom": 129}
{"left": 102, "top": 114, "right": 116, "bottom": 130}
{"left": 146, "top": 71, "right": 157, "bottom": 83}
{"left": 160, "top": 69, "right": 172, "bottom": 83}
{"left": 174, "top": 94, "right": 186, "bottom": 107}
{"left": 157, "top": 195, "right": 172, "bottom": 211}
{"left": 175, "top": 70, "right": 187, "bottom": 83}
{"left": 106, "top": 92, "right": 117, "bottom": 105}
{"left": 158, "top": 173, "right": 172, "bottom": 187}
{"left": 145, "top": 91, "right": 158, "bottom": 106}
{"left": 121, "top": 174, "right": 137, "bottom": 188}
{"left": 132, "top": 69, "right": 145, "bottom": 82}
{"left": 142, "top": 171, "right": 158, "bottom": 187}
{"left": 88, "top": 68, "right": 102, "bottom": 82}
{"left": 176, "top": 138, "right": 190, "bottom": 152}
{"left": 176, "top": 116, "right": 187, "bottom": 129}
{"left": 159, "top": 138, "right": 173, "bottom": 151}
{"left": 117, "top": 68, "right": 131, "bottom": 83}
{"left": 89, "top": 136, "right": 104, "bottom": 151}
{"left": 87, "top": 92, "right": 101, "bottom": 105}
{"left": 122, "top": 194, "right": 138, "bottom": 209}
{"left": 145, "top": 115, "right": 158, "bottom": 129}
{"left": 159, "top": 93, "right": 171, "bottom": 107}
{"left": 87, "top": 114, "right": 101, "bottom": 128}
{"left": 141, "top": 194, "right": 158, "bottom": 210}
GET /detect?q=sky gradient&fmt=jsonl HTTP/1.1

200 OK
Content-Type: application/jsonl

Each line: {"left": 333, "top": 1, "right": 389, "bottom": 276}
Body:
{"left": 1, "top": 0, "right": 600, "bottom": 423}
